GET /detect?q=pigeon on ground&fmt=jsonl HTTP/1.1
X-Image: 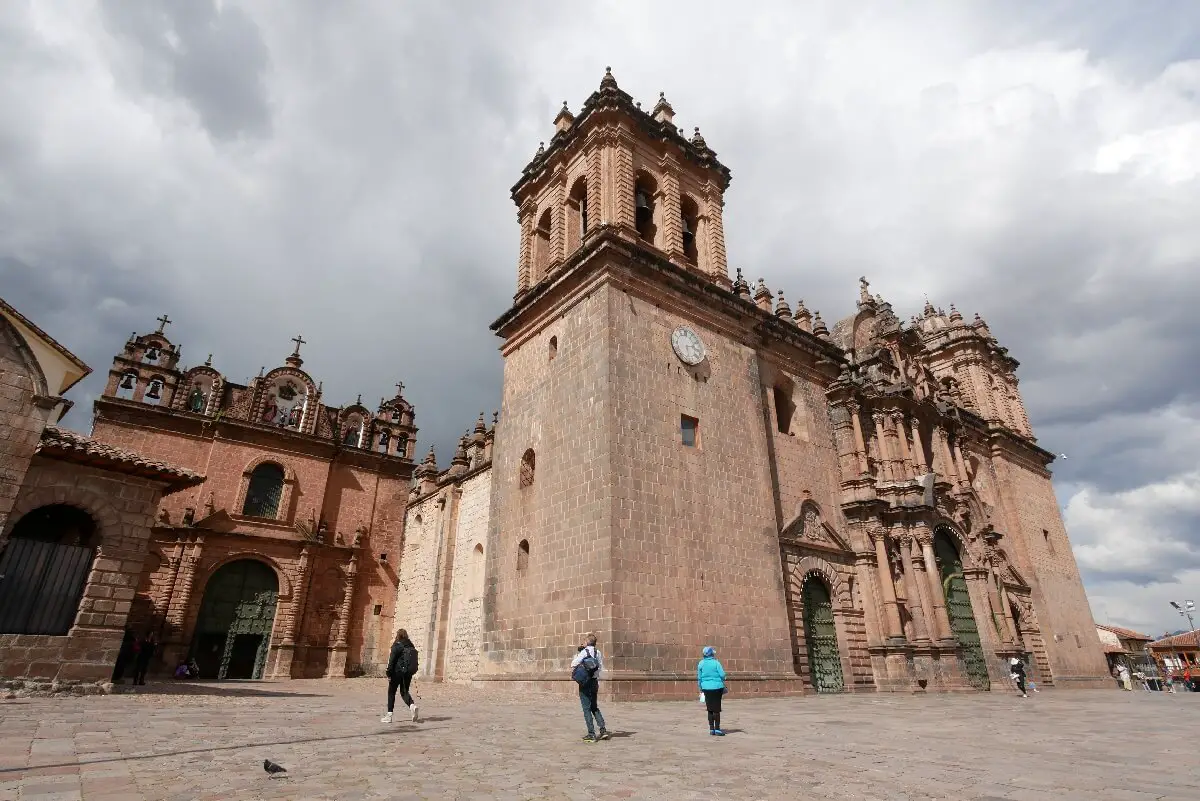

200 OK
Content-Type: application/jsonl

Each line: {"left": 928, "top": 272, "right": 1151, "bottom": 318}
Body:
{"left": 263, "top": 759, "right": 287, "bottom": 778}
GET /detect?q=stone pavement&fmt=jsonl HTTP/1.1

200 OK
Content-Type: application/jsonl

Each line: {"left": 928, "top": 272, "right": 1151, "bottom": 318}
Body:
{"left": 0, "top": 680, "right": 1197, "bottom": 800}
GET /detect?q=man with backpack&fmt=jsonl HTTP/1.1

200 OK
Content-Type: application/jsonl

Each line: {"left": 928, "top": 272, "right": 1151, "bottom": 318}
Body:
{"left": 382, "top": 629, "right": 420, "bottom": 723}
{"left": 571, "top": 633, "right": 609, "bottom": 743}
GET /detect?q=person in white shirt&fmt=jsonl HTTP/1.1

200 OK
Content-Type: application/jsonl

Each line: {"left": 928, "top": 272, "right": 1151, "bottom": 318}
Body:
{"left": 570, "top": 633, "right": 609, "bottom": 742}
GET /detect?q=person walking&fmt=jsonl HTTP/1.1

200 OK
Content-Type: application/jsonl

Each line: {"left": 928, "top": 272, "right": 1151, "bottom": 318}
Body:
{"left": 382, "top": 629, "right": 419, "bottom": 724}
{"left": 1117, "top": 663, "right": 1133, "bottom": 691}
{"left": 697, "top": 646, "right": 727, "bottom": 735}
{"left": 1010, "top": 656, "right": 1028, "bottom": 698}
{"left": 571, "top": 633, "right": 609, "bottom": 743}
{"left": 111, "top": 629, "right": 136, "bottom": 684}
{"left": 133, "top": 632, "right": 157, "bottom": 686}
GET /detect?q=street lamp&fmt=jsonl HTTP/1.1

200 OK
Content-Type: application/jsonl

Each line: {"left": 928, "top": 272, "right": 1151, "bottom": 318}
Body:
{"left": 1169, "top": 601, "right": 1198, "bottom": 689}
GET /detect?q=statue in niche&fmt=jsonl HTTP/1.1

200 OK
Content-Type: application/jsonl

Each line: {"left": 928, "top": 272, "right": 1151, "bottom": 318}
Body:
{"left": 287, "top": 404, "right": 302, "bottom": 428}
{"left": 182, "top": 507, "right": 195, "bottom": 526}
{"left": 187, "top": 383, "right": 206, "bottom": 413}
{"left": 343, "top": 425, "right": 359, "bottom": 446}
{"left": 261, "top": 393, "right": 279, "bottom": 424}
{"left": 802, "top": 505, "right": 823, "bottom": 541}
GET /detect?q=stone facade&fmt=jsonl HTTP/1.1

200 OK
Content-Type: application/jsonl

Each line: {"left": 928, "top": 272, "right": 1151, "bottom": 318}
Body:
{"left": 394, "top": 70, "right": 1111, "bottom": 699}
{"left": 88, "top": 327, "right": 417, "bottom": 679}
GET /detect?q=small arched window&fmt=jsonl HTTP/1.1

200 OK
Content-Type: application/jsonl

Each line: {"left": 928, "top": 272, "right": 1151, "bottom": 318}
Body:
{"left": 243, "top": 463, "right": 286, "bottom": 518}
{"left": 548, "top": 336, "right": 558, "bottom": 362}
{"left": 634, "top": 172, "right": 658, "bottom": 244}
{"left": 396, "top": 435, "right": 409, "bottom": 459}
{"left": 532, "top": 208, "right": 553, "bottom": 283}
{"left": 517, "top": 539, "right": 530, "bottom": 572}
{"left": 116, "top": 371, "right": 138, "bottom": 400}
{"left": 680, "top": 194, "right": 700, "bottom": 263}
{"left": 470, "top": 543, "right": 485, "bottom": 597}
{"left": 519, "top": 449, "right": 535, "bottom": 488}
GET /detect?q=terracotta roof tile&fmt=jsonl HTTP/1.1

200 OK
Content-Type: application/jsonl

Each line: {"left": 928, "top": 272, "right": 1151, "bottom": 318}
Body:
{"left": 1096, "top": 624, "right": 1153, "bottom": 642}
{"left": 1150, "top": 631, "right": 1200, "bottom": 650}
{"left": 37, "top": 426, "right": 204, "bottom": 491}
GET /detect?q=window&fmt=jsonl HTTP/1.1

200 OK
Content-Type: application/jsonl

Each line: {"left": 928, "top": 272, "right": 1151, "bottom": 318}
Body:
{"left": 243, "top": 463, "right": 286, "bottom": 518}
{"left": 634, "top": 173, "right": 658, "bottom": 244}
{"left": 373, "top": 604, "right": 382, "bottom": 616}
{"left": 116, "top": 371, "right": 138, "bottom": 400}
{"left": 549, "top": 335, "right": 558, "bottom": 361}
{"left": 517, "top": 539, "right": 530, "bottom": 572}
{"left": 567, "top": 177, "right": 588, "bottom": 253}
{"left": 379, "top": 552, "right": 388, "bottom": 562}
{"left": 532, "top": 207, "right": 553, "bottom": 282}
{"left": 681, "top": 415, "right": 699, "bottom": 447}
{"left": 774, "top": 386, "right": 794, "bottom": 434}
{"left": 1043, "top": 529, "right": 1055, "bottom": 555}
{"left": 520, "top": 448, "right": 536, "bottom": 487}
{"left": 680, "top": 194, "right": 700, "bottom": 262}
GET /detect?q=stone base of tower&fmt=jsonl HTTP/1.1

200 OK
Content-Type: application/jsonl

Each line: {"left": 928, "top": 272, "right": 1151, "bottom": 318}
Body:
{"left": 869, "top": 643, "right": 978, "bottom": 693}
{"left": 473, "top": 672, "right": 809, "bottom": 701}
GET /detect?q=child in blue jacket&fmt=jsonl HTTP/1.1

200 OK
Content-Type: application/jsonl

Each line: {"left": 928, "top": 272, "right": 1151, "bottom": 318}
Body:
{"left": 697, "top": 646, "right": 727, "bottom": 735}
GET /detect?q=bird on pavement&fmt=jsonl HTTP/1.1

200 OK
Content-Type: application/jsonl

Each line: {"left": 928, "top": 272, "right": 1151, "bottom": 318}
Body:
{"left": 263, "top": 759, "right": 287, "bottom": 778}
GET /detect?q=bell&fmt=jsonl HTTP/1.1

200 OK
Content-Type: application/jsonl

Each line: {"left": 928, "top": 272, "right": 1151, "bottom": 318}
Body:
{"left": 145, "top": 348, "right": 159, "bottom": 362}
{"left": 635, "top": 189, "right": 652, "bottom": 225}
{"left": 146, "top": 382, "right": 161, "bottom": 400}
{"left": 119, "top": 374, "right": 135, "bottom": 390}
{"left": 379, "top": 432, "right": 389, "bottom": 447}
{"left": 682, "top": 216, "right": 695, "bottom": 252}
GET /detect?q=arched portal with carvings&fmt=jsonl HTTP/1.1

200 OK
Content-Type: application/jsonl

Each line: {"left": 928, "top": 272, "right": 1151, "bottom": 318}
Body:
{"left": 190, "top": 559, "right": 279, "bottom": 680}
{"left": 801, "top": 573, "right": 845, "bottom": 693}
{"left": 934, "top": 527, "right": 989, "bottom": 690}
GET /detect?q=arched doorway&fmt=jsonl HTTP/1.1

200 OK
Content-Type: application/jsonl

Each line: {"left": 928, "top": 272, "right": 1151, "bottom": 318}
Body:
{"left": 801, "top": 576, "right": 845, "bottom": 693}
{"left": 934, "top": 529, "right": 990, "bottom": 690}
{"left": 191, "top": 560, "right": 279, "bottom": 680}
{"left": 0, "top": 505, "right": 96, "bottom": 635}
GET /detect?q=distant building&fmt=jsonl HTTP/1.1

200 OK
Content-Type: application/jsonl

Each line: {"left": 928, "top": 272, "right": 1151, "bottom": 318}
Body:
{"left": 1096, "top": 624, "right": 1157, "bottom": 683}
{"left": 1150, "top": 631, "right": 1200, "bottom": 689}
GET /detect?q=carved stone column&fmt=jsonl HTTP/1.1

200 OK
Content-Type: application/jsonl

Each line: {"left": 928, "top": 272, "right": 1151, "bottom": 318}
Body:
{"left": 872, "top": 530, "right": 904, "bottom": 641}
{"left": 898, "top": 533, "right": 931, "bottom": 643}
{"left": 872, "top": 413, "right": 894, "bottom": 481}
{"left": 934, "top": 426, "right": 958, "bottom": 485}
{"left": 892, "top": 413, "right": 914, "bottom": 480}
{"left": 162, "top": 535, "right": 203, "bottom": 667}
{"left": 917, "top": 528, "right": 953, "bottom": 642}
{"left": 271, "top": 545, "right": 312, "bottom": 679}
{"left": 324, "top": 552, "right": 359, "bottom": 678}
{"left": 848, "top": 402, "right": 869, "bottom": 476}
{"left": 910, "top": 417, "right": 928, "bottom": 473}
{"left": 952, "top": 436, "right": 970, "bottom": 491}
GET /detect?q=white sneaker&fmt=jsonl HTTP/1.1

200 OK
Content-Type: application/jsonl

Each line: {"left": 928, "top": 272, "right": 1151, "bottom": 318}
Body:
{"left": 381, "top": 712, "right": 392, "bottom": 723}
{"left": 410, "top": 704, "right": 419, "bottom": 722}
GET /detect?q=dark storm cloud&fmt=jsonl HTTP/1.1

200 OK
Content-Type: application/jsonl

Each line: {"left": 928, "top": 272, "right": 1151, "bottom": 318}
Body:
{"left": 1, "top": 0, "right": 1198, "bottom": 634}
{"left": 98, "top": 0, "right": 271, "bottom": 139}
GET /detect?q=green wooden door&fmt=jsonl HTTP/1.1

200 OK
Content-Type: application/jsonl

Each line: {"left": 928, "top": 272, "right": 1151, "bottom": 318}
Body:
{"left": 802, "top": 578, "right": 845, "bottom": 693}
{"left": 935, "top": 532, "right": 990, "bottom": 690}
{"left": 192, "top": 560, "right": 279, "bottom": 680}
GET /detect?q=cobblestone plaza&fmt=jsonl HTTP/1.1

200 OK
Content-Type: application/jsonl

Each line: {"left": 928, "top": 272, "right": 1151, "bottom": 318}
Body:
{"left": 1, "top": 682, "right": 1196, "bottom": 800}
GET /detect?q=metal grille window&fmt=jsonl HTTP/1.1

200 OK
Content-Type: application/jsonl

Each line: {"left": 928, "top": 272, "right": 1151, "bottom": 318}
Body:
{"left": 242, "top": 463, "right": 285, "bottom": 518}
{"left": 0, "top": 505, "right": 96, "bottom": 635}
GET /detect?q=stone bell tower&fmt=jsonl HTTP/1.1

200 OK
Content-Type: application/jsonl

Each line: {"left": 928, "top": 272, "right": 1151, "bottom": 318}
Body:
{"left": 478, "top": 69, "right": 805, "bottom": 698}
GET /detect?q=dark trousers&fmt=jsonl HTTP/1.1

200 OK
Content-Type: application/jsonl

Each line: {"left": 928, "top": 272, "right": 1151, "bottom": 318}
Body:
{"left": 387, "top": 673, "right": 414, "bottom": 712}
{"left": 703, "top": 689, "right": 724, "bottom": 730}
{"left": 1014, "top": 673, "right": 1026, "bottom": 694}
{"left": 578, "top": 679, "right": 606, "bottom": 736}
{"left": 134, "top": 658, "right": 151, "bottom": 685}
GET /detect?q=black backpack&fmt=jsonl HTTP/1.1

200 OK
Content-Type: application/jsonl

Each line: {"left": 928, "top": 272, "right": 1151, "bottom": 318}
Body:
{"left": 402, "top": 642, "right": 419, "bottom": 675}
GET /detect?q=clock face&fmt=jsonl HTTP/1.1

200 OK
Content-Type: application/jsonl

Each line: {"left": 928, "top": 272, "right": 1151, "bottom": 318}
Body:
{"left": 671, "top": 326, "right": 707, "bottom": 366}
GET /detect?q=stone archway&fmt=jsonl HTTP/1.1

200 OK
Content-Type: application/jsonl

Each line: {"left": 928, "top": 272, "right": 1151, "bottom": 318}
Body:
{"left": 801, "top": 574, "right": 845, "bottom": 693}
{"left": 0, "top": 504, "right": 97, "bottom": 635}
{"left": 934, "top": 528, "right": 989, "bottom": 690}
{"left": 190, "top": 559, "right": 279, "bottom": 680}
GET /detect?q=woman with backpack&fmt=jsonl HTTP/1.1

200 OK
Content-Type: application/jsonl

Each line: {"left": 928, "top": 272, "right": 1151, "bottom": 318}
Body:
{"left": 382, "top": 629, "right": 420, "bottom": 723}
{"left": 571, "top": 634, "right": 609, "bottom": 743}
{"left": 697, "top": 645, "right": 727, "bottom": 735}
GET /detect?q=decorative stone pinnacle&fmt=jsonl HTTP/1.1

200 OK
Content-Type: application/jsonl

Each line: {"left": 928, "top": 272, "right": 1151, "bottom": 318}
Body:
{"left": 536, "top": 141, "right": 545, "bottom": 156}
{"left": 204, "top": 354, "right": 212, "bottom": 366}
{"left": 774, "top": 290, "right": 792, "bottom": 319}
{"left": 601, "top": 66, "right": 618, "bottom": 89}
{"left": 690, "top": 126, "right": 707, "bottom": 148}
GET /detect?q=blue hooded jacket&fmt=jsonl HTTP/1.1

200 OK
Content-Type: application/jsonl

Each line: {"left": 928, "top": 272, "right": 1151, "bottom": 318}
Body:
{"left": 697, "top": 648, "right": 726, "bottom": 691}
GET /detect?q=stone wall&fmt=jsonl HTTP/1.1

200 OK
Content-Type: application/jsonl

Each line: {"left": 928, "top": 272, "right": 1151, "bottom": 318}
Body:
{"left": 0, "top": 459, "right": 165, "bottom": 693}
{"left": 990, "top": 448, "right": 1111, "bottom": 687}
{"left": 0, "top": 315, "right": 50, "bottom": 536}
{"left": 394, "top": 491, "right": 444, "bottom": 678}
{"left": 444, "top": 469, "right": 491, "bottom": 681}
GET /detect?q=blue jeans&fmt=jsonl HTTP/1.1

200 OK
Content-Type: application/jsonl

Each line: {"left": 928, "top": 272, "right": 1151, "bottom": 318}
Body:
{"left": 578, "top": 679, "right": 605, "bottom": 736}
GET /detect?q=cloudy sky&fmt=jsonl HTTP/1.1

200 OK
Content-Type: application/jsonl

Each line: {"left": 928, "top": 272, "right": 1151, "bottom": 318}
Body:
{"left": 3, "top": 1, "right": 1199, "bottom": 637}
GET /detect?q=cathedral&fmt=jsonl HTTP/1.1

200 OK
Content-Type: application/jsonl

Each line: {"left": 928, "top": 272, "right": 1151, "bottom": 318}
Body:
{"left": 87, "top": 323, "right": 418, "bottom": 680}
{"left": 395, "top": 69, "right": 1111, "bottom": 698}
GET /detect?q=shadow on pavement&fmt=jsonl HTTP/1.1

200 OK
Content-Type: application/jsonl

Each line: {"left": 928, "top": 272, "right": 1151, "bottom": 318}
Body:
{"left": 113, "top": 681, "right": 328, "bottom": 699}
{"left": 0, "top": 725, "right": 441, "bottom": 775}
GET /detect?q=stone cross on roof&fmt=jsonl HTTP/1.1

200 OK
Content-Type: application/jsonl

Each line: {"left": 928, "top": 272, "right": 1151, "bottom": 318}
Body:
{"left": 156, "top": 314, "right": 172, "bottom": 333}
{"left": 291, "top": 334, "right": 306, "bottom": 354}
